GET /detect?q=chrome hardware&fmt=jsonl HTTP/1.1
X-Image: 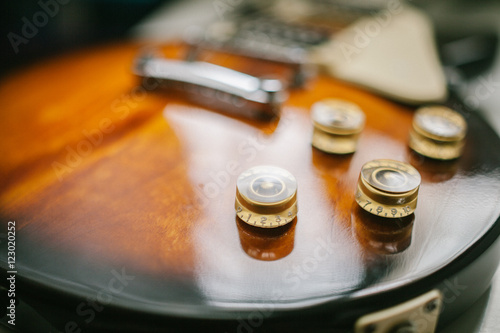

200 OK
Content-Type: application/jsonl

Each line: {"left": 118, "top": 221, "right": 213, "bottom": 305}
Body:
{"left": 134, "top": 54, "right": 286, "bottom": 119}
{"left": 184, "top": 19, "right": 327, "bottom": 87}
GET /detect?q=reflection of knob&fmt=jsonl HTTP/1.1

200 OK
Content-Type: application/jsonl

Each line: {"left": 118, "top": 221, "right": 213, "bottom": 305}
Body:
{"left": 311, "top": 99, "right": 365, "bottom": 154}
{"left": 408, "top": 149, "right": 458, "bottom": 183}
{"left": 352, "top": 203, "right": 414, "bottom": 255}
{"left": 355, "top": 160, "right": 421, "bottom": 218}
{"left": 235, "top": 166, "right": 298, "bottom": 228}
{"left": 236, "top": 218, "right": 296, "bottom": 261}
{"left": 409, "top": 106, "right": 467, "bottom": 160}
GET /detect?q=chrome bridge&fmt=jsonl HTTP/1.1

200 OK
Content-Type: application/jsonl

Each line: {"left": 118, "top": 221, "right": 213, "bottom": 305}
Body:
{"left": 134, "top": 54, "right": 286, "bottom": 120}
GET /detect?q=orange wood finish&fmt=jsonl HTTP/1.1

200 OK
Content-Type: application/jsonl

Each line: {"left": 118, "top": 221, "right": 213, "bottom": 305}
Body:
{"left": 1, "top": 43, "right": 500, "bottom": 320}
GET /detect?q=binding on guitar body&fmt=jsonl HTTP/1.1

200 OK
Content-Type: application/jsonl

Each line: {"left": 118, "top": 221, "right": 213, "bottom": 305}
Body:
{"left": 1, "top": 1, "right": 500, "bottom": 332}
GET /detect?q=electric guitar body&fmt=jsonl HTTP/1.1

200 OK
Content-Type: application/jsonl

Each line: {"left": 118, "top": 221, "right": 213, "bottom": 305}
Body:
{"left": 1, "top": 40, "right": 500, "bottom": 333}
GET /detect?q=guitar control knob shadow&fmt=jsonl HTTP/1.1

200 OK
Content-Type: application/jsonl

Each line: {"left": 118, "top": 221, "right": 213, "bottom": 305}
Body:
{"left": 236, "top": 217, "right": 296, "bottom": 261}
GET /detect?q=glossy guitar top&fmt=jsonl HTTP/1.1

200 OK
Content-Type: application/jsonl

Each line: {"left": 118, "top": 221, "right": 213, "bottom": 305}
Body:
{"left": 1, "top": 43, "right": 500, "bottom": 332}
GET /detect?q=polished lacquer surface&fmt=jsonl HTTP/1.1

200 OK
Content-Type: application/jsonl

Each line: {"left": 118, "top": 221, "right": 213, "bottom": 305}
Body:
{"left": 1, "top": 43, "right": 500, "bottom": 318}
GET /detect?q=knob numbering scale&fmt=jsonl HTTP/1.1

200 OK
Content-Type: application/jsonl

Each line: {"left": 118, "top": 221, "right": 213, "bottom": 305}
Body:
{"left": 235, "top": 166, "right": 298, "bottom": 228}
{"left": 355, "top": 160, "right": 421, "bottom": 218}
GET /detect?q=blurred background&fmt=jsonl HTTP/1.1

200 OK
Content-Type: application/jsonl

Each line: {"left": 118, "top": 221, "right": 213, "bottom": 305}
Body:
{"left": 0, "top": 0, "right": 165, "bottom": 77}
{"left": 0, "top": 0, "right": 498, "bottom": 79}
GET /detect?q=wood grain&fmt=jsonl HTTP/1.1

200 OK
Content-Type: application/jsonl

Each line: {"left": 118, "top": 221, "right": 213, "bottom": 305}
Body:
{"left": 1, "top": 43, "right": 500, "bottom": 330}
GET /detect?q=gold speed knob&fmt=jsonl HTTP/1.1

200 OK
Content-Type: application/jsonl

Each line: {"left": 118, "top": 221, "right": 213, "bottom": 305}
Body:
{"left": 235, "top": 166, "right": 297, "bottom": 228}
{"left": 355, "top": 159, "right": 421, "bottom": 218}
{"left": 311, "top": 98, "right": 365, "bottom": 154}
{"left": 409, "top": 106, "right": 467, "bottom": 160}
